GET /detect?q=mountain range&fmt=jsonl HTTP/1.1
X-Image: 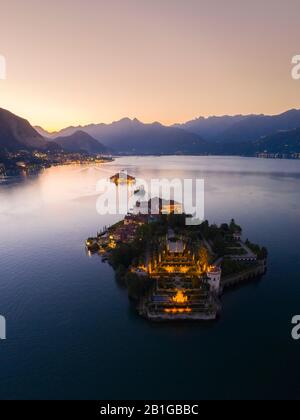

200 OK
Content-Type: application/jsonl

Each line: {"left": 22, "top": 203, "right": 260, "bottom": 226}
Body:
{"left": 37, "top": 118, "right": 207, "bottom": 155}
{"left": 36, "top": 109, "right": 300, "bottom": 155}
{"left": 175, "top": 109, "right": 300, "bottom": 143}
{"left": 2, "top": 106, "right": 300, "bottom": 156}
{"left": 174, "top": 115, "right": 249, "bottom": 140}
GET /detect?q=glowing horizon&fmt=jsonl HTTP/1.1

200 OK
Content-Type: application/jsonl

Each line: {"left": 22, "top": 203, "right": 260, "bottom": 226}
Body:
{"left": 1, "top": 0, "right": 300, "bottom": 131}
{"left": 34, "top": 106, "right": 300, "bottom": 133}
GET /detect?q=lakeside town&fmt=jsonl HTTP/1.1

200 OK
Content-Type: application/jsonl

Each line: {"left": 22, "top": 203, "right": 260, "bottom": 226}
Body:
{"left": 256, "top": 152, "right": 300, "bottom": 159}
{"left": 86, "top": 174, "right": 268, "bottom": 321}
{"left": 0, "top": 150, "right": 113, "bottom": 177}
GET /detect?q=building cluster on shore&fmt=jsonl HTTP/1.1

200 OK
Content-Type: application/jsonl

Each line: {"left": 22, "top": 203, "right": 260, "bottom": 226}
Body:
{"left": 256, "top": 152, "right": 300, "bottom": 159}
{"left": 0, "top": 150, "right": 113, "bottom": 177}
{"left": 100, "top": 214, "right": 150, "bottom": 249}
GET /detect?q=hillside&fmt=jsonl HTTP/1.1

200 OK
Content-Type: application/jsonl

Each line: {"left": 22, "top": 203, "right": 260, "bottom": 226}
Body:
{"left": 174, "top": 115, "right": 249, "bottom": 139}
{"left": 177, "top": 110, "right": 300, "bottom": 144}
{"left": 220, "top": 110, "right": 300, "bottom": 144}
{"left": 0, "top": 108, "right": 59, "bottom": 151}
{"left": 52, "top": 131, "right": 109, "bottom": 154}
{"left": 253, "top": 128, "right": 300, "bottom": 154}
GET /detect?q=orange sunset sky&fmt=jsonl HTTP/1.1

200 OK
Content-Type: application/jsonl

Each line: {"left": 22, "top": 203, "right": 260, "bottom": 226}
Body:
{"left": 0, "top": 0, "right": 300, "bottom": 131}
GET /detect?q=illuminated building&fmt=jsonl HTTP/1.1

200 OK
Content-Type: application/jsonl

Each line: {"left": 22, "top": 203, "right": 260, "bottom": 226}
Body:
{"left": 141, "top": 197, "right": 183, "bottom": 215}
{"left": 207, "top": 266, "right": 222, "bottom": 293}
{"left": 137, "top": 229, "right": 222, "bottom": 321}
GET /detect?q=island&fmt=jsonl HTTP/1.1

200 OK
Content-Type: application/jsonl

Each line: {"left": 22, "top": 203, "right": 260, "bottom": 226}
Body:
{"left": 110, "top": 171, "right": 136, "bottom": 185}
{"left": 86, "top": 203, "right": 268, "bottom": 321}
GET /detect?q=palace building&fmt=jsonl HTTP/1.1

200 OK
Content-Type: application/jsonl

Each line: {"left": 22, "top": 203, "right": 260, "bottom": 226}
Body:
{"left": 137, "top": 230, "right": 222, "bottom": 321}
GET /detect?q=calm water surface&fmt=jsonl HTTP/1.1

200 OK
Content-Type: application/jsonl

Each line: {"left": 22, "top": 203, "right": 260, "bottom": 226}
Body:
{"left": 0, "top": 156, "right": 300, "bottom": 400}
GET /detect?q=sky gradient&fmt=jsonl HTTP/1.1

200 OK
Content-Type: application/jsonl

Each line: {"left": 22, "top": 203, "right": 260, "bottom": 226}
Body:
{"left": 0, "top": 0, "right": 300, "bottom": 131}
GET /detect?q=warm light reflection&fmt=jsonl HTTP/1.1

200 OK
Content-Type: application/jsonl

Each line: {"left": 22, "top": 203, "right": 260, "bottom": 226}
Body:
{"left": 172, "top": 290, "right": 188, "bottom": 304}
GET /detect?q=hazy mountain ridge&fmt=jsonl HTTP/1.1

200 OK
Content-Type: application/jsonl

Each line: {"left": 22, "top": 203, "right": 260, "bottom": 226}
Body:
{"left": 174, "top": 115, "right": 250, "bottom": 139}
{"left": 52, "top": 131, "right": 109, "bottom": 154}
{"left": 177, "top": 109, "right": 300, "bottom": 144}
{"left": 2, "top": 107, "right": 300, "bottom": 156}
{"left": 37, "top": 118, "right": 207, "bottom": 155}
{"left": 34, "top": 126, "right": 56, "bottom": 139}
{"left": 219, "top": 110, "right": 300, "bottom": 144}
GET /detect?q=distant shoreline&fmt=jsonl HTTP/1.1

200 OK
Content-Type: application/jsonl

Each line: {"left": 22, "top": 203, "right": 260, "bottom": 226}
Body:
{"left": 111, "top": 153, "right": 300, "bottom": 161}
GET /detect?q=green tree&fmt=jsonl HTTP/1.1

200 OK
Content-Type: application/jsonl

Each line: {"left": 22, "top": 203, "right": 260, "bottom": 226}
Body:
{"left": 126, "top": 273, "right": 152, "bottom": 300}
{"left": 213, "top": 235, "right": 226, "bottom": 256}
{"left": 229, "top": 219, "right": 242, "bottom": 233}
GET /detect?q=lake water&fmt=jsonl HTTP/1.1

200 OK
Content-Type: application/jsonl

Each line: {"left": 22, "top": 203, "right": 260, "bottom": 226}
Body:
{"left": 0, "top": 156, "right": 300, "bottom": 400}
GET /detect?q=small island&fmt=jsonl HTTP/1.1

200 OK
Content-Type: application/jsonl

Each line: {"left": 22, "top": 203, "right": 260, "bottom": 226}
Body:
{"left": 110, "top": 171, "right": 136, "bottom": 185}
{"left": 86, "top": 203, "right": 267, "bottom": 321}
